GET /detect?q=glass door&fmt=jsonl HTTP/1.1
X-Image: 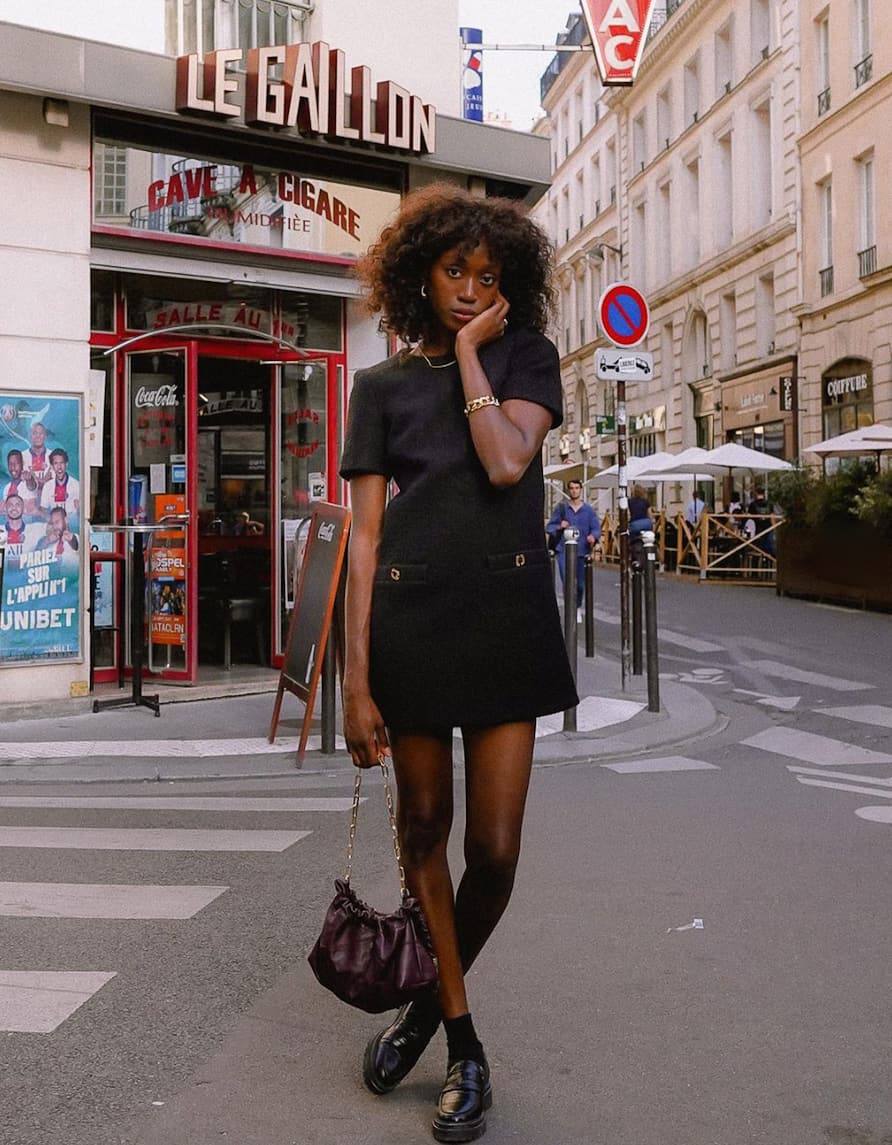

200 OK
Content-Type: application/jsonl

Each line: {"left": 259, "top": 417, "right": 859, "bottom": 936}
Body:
{"left": 124, "top": 347, "right": 195, "bottom": 683}
{"left": 273, "top": 359, "right": 330, "bottom": 661}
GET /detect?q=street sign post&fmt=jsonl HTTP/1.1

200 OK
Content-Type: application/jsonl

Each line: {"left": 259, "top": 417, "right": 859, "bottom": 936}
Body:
{"left": 596, "top": 348, "right": 654, "bottom": 382}
{"left": 596, "top": 280, "right": 651, "bottom": 690}
{"left": 598, "top": 281, "right": 650, "bottom": 347}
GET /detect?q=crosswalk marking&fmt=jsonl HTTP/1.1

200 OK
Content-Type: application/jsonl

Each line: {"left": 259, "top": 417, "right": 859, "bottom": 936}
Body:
{"left": 603, "top": 755, "right": 718, "bottom": 774}
{"left": 0, "top": 971, "right": 117, "bottom": 1034}
{"left": 794, "top": 777, "right": 892, "bottom": 799}
{"left": 659, "top": 630, "right": 725, "bottom": 654}
{"left": 855, "top": 807, "right": 892, "bottom": 825}
{"left": 741, "top": 660, "right": 872, "bottom": 692}
{"left": 0, "top": 738, "right": 300, "bottom": 761}
{"left": 535, "top": 696, "right": 645, "bottom": 737}
{"left": 0, "top": 796, "right": 354, "bottom": 812}
{"left": 787, "top": 765, "right": 892, "bottom": 787}
{"left": 743, "top": 727, "right": 892, "bottom": 767}
{"left": 0, "top": 882, "right": 227, "bottom": 919}
{"left": 821, "top": 705, "right": 892, "bottom": 729}
{"left": 0, "top": 827, "right": 310, "bottom": 852}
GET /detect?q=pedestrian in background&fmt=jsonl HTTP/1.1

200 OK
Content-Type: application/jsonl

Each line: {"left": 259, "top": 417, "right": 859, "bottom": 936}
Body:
{"left": 628, "top": 482, "right": 653, "bottom": 536}
{"left": 339, "top": 183, "right": 578, "bottom": 1143}
{"left": 685, "top": 488, "right": 706, "bottom": 526}
{"left": 545, "top": 478, "right": 601, "bottom": 617}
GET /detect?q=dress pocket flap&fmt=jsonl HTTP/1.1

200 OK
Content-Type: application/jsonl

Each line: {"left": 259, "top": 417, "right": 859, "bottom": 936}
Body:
{"left": 485, "top": 548, "right": 549, "bottom": 572}
{"left": 375, "top": 563, "right": 428, "bottom": 585}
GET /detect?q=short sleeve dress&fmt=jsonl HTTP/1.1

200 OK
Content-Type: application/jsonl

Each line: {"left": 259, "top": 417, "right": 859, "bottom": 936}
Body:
{"left": 339, "top": 325, "right": 579, "bottom": 731}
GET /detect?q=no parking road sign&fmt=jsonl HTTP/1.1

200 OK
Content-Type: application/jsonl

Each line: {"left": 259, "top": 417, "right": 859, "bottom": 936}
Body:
{"left": 598, "top": 282, "right": 650, "bottom": 347}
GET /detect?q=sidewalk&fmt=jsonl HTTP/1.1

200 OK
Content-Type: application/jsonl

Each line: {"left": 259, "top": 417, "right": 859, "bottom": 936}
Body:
{"left": 0, "top": 651, "right": 722, "bottom": 784}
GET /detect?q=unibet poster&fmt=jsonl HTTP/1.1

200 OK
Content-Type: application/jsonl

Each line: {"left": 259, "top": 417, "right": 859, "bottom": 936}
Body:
{"left": 0, "top": 393, "right": 82, "bottom": 663}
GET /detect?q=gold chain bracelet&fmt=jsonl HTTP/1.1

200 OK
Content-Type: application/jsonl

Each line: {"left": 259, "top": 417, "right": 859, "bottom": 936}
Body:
{"left": 463, "top": 395, "right": 500, "bottom": 417}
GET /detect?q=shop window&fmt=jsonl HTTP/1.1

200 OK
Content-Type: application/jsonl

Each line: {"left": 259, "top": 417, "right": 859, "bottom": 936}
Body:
{"left": 88, "top": 352, "right": 115, "bottom": 524}
{"left": 93, "top": 143, "right": 128, "bottom": 218}
{"left": 822, "top": 359, "right": 874, "bottom": 440}
{"left": 91, "top": 270, "right": 116, "bottom": 333}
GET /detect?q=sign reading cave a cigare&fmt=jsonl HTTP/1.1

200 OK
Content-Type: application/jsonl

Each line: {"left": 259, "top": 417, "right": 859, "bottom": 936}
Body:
{"left": 176, "top": 42, "right": 437, "bottom": 155}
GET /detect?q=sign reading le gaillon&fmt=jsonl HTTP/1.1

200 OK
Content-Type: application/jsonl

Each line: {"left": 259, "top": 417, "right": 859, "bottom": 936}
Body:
{"left": 176, "top": 41, "right": 436, "bottom": 155}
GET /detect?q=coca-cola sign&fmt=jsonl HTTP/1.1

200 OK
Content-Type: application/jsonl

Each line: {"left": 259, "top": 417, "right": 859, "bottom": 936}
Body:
{"left": 135, "top": 383, "right": 179, "bottom": 408}
{"left": 131, "top": 373, "right": 183, "bottom": 467}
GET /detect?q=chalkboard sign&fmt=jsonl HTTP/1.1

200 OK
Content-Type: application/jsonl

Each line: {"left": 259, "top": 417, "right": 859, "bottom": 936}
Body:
{"left": 269, "top": 502, "right": 351, "bottom": 762}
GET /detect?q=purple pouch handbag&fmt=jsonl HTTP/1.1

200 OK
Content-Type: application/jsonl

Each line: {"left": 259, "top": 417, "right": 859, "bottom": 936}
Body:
{"left": 308, "top": 756, "right": 438, "bottom": 1013}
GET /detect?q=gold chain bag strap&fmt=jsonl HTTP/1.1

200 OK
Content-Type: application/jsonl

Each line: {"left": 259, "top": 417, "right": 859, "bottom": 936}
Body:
{"left": 307, "top": 755, "right": 438, "bottom": 1013}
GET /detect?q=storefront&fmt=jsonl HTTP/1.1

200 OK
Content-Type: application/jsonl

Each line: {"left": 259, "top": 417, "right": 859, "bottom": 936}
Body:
{"left": 0, "top": 24, "right": 549, "bottom": 702}
{"left": 821, "top": 359, "right": 875, "bottom": 439}
{"left": 718, "top": 362, "right": 798, "bottom": 462}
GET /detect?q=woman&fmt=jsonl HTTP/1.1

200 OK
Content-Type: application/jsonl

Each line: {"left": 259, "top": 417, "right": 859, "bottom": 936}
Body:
{"left": 340, "top": 183, "right": 577, "bottom": 1143}
{"left": 628, "top": 483, "right": 653, "bottom": 535}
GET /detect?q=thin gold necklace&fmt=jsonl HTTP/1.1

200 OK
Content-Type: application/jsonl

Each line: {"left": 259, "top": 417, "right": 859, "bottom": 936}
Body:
{"left": 415, "top": 347, "right": 456, "bottom": 369}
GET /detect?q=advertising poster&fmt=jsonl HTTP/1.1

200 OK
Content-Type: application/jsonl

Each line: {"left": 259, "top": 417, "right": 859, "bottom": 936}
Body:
{"left": 0, "top": 392, "right": 82, "bottom": 663}
{"left": 149, "top": 546, "right": 186, "bottom": 646}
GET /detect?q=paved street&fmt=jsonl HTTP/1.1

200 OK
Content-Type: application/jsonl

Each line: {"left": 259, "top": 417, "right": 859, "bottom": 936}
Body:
{"left": 1, "top": 570, "right": 891, "bottom": 1145}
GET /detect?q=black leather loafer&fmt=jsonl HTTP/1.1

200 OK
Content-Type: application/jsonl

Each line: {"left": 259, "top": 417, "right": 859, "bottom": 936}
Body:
{"left": 431, "top": 1058, "right": 492, "bottom": 1142}
{"left": 363, "top": 1002, "right": 440, "bottom": 1095}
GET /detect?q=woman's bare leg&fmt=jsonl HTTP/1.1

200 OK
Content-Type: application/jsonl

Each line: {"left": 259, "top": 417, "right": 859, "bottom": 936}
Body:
{"left": 390, "top": 730, "right": 468, "bottom": 1020}
{"left": 454, "top": 721, "right": 536, "bottom": 972}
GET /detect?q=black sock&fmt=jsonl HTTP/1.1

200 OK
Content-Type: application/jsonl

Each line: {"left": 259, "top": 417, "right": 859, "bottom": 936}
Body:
{"left": 409, "top": 986, "right": 441, "bottom": 1031}
{"left": 443, "top": 1013, "right": 486, "bottom": 1066}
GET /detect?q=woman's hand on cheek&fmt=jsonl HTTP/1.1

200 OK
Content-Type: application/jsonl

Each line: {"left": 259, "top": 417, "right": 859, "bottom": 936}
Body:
{"left": 456, "top": 294, "right": 510, "bottom": 351}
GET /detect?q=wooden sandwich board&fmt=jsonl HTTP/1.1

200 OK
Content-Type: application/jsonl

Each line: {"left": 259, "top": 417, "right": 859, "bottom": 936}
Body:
{"left": 268, "top": 502, "right": 351, "bottom": 763}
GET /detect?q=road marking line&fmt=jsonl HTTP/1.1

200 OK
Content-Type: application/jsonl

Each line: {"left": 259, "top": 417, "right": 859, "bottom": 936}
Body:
{"left": 821, "top": 705, "right": 892, "bottom": 729}
{"left": 795, "top": 778, "right": 892, "bottom": 799}
{"left": 787, "top": 765, "right": 892, "bottom": 786}
{"left": 734, "top": 688, "right": 801, "bottom": 711}
{"left": 0, "top": 738, "right": 302, "bottom": 761}
{"left": 0, "top": 796, "right": 355, "bottom": 812}
{"left": 603, "top": 756, "right": 719, "bottom": 774}
{"left": 0, "top": 971, "right": 117, "bottom": 1033}
{"left": 0, "top": 882, "right": 227, "bottom": 919}
{"left": 536, "top": 696, "right": 645, "bottom": 737}
{"left": 660, "top": 630, "right": 725, "bottom": 653}
{"left": 743, "top": 727, "right": 892, "bottom": 766}
{"left": 741, "top": 660, "right": 872, "bottom": 692}
{"left": 0, "top": 828, "right": 310, "bottom": 852}
{"left": 855, "top": 807, "right": 892, "bottom": 824}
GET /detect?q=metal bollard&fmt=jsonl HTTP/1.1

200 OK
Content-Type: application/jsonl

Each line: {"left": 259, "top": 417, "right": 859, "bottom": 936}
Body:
{"left": 562, "top": 528, "right": 579, "bottom": 732}
{"left": 631, "top": 545, "right": 643, "bottom": 676}
{"left": 641, "top": 529, "right": 660, "bottom": 713}
{"left": 584, "top": 555, "right": 595, "bottom": 658}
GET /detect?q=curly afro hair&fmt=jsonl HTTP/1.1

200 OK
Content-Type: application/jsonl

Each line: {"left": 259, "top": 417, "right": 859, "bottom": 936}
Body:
{"left": 355, "top": 182, "right": 554, "bottom": 345}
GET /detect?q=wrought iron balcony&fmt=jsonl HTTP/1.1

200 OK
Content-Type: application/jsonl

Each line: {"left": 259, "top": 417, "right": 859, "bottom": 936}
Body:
{"left": 817, "top": 87, "right": 831, "bottom": 116}
{"left": 854, "top": 55, "right": 873, "bottom": 88}
{"left": 858, "top": 245, "right": 877, "bottom": 278}
{"left": 819, "top": 265, "right": 834, "bottom": 297}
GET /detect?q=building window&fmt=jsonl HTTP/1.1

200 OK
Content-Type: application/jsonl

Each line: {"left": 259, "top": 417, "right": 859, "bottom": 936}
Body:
{"left": 715, "top": 17, "right": 734, "bottom": 96}
{"left": 684, "top": 54, "right": 700, "bottom": 124}
{"left": 822, "top": 359, "right": 874, "bottom": 439}
{"left": 819, "top": 179, "right": 833, "bottom": 295}
{"left": 720, "top": 291, "right": 736, "bottom": 371}
{"left": 167, "top": 0, "right": 310, "bottom": 56}
{"left": 684, "top": 155, "right": 701, "bottom": 266}
{"left": 656, "top": 84, "right": 672, "bottom": 150}
{"left": 715, "top": 130, "right": 733, "bottom": 249}
{"left": 854, "top": 0, "right": 872, "bottom": 87}
{"left": 94, "top": 143, "right": 128, "bottom": 217}
{"left": 751, "top": 98, "right": 772, "bottom": 226}
{"left": 857, "top": 154, "right": 876, "bottom": 276}
{"left": 755, "top": 272, "right": 776, "bottom": 357}
{"left": 658, "top": 181, "right": 672, "bottom": 280}
{"left": 816, "top": 12, "right": 831, "bottom": 115}
{"left": 633, "top": 200, "right": 647, "bottom": 288}
{"left": 632, "top": 111, "right": 647, "bottom": 172}
{"left": 751, "top": 0, "right": 771, "bottom": 62}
